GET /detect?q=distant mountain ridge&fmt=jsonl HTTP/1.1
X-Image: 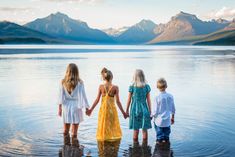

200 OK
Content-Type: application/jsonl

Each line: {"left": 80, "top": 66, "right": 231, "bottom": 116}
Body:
{"left": 149, "top": 11, "right": 230, "bottom": 44}
{"left": 0, "top": 21, "right": 61, "bottom": 44}
{"left": 113, "top": 19, "right": 158, "bottom": 44}
{"left": 25, "top": 12, "right": 113, "bottom": 43}
{"left": 0, "top": 11, "right": 234, "bottom": 45}
{"left": 224, "top": 19, "right": 235, "bottom": 30}
{"left": 149, "top": 29, "right": 235, "bottom": 46}
{"left": 102, "top": 27, "right": 129, "bottom": 37}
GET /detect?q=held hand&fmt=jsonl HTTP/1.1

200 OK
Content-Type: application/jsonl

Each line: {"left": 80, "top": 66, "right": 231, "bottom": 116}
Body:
{"left": 123, "top": 112, "right": 128, "bottom": 119}
{"left": 171, "top": 118, "right": 175, "bottom": 125}
{"left": 126, "top": 110, "right": 129, "bottom": 117}
{"left": 86, "top": 109, "right": 92, "bottom": 116}
{"left": 85, "top": 108, "right": 89, "bottom": 115}
{"left": 58, "top": 108, "right": 62, "bottom": 117}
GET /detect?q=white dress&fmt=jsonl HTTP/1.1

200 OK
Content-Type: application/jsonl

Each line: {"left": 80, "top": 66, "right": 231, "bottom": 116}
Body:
{"left": 58, "top": 82, "right": 89, "bottom": 124}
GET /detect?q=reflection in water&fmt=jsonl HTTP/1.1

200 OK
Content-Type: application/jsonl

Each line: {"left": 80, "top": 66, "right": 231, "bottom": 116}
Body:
{"left": 97, "top": 140, "right": 121, "bottom": 157}
{"left": 125, "top": 141, "right": 152, "bottom": 157}
{"left": 58, "top": 145, "right": 84, "bottom": 157}
{"left": 59, "top": 134, "right": 84, "bottom": 157}
{"left": 152, "top": 143, "right": 173, "bottom": 157}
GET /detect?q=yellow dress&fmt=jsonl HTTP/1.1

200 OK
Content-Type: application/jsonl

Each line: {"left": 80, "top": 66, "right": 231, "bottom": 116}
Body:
{"left": 96, "top": 85, "right": 122, "bottom": 141}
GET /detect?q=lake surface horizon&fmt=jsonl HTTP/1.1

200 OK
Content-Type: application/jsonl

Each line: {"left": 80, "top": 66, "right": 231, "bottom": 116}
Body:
{"left": 0, "top": 45, "right": 235, "bottom": 157}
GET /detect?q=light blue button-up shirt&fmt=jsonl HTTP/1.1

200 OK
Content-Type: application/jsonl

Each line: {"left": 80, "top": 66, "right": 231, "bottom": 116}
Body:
{"left": 152, "top": 91, "right": 175, "bottom": 127}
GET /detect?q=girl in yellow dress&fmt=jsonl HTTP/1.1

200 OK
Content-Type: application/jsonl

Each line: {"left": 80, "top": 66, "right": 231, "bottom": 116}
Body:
{"left": 86, "top": 67, "right": 127, "bottom": 141}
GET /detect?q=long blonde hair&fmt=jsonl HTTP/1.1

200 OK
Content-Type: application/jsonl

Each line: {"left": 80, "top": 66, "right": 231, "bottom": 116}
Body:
{"left": 62, "top": 63, "right": 82, "bottom": 93}
{"left": 132, "top": 69, "right": 146, "bottom": 87}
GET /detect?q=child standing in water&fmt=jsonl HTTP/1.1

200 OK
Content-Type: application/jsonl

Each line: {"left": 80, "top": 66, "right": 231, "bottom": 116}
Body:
{"left": 58, "top": 63, "right": 89, "bottom": 146}
{"left": 86, "top": 68, "right": 127, "bottom": 141}
{"left": 152, "top": 78, "right": 175, "bottom": 144}
{"left": 126, "top": 69, "right": 152, "bottom": 143}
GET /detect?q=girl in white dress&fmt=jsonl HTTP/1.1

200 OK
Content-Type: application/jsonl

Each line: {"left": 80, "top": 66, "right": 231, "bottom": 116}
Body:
{"left": 58, "top": 63, "right": 89, "bottom": 146}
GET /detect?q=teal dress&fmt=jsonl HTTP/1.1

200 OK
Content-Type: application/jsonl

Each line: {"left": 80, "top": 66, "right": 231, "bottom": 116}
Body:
{"left": 129, "top": 84, "right": 152, "bottom": 130}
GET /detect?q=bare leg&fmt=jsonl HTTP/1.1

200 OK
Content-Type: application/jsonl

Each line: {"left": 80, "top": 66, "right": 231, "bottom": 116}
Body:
{"left": 71, "top": 124, "right": 79, "bottom": 147}
{"left": 71, "top": 124, "right": 79, "bottom": 137}
{"left": 142, "top": 129, "right": 148, "bottom": 142}
{"left": 63, "top": 123, "right": 71, "bottom": 145}
{"left": 133, "top": 130, "right": 139, "bottom": 142}
{"left": 64, "top": 123, "right": 71, "bottom": 134}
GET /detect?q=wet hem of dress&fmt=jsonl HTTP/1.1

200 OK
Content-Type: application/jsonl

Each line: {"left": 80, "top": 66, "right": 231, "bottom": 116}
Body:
{"left": 96, "top": 137, "right": 122, "bottom": 141}
{"left": 63, "top": 119, "right": 84, "bottom": 124}
{"left": 129, "top": 127, "right": 152, "bottom": 130}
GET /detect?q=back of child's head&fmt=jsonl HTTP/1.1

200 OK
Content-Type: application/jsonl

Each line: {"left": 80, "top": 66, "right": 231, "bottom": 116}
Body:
{"left": 132, "top": 69, "right": 146, "bottom": 87}
{"left": 157, "top": 78, "right": 167, "bottom": 91}
{"left": 62, "top": 63, "right": 82, "bottom": 93}
{"left": 101, "top": 67, "right": 113, "bottom": 82}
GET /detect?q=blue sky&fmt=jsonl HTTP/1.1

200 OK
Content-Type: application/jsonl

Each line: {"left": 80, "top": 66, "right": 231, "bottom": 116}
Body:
{"left": 0, "top": 0, "right": 235, "bottom": 29}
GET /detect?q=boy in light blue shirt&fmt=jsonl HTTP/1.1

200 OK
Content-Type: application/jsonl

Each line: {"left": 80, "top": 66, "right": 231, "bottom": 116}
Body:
{"left": 152, "top": 78, "right": 175, "bottom": 144}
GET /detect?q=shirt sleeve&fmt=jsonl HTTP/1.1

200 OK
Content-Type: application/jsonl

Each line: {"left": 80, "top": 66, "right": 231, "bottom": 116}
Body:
{"left": 80, "top": 83, "right": 90, "bottom": 109}
{"left": 151, "top": 96, "right": 158, "bottom": 117}
{"left": 171, "top": 95, "right": 176, "bottom": 114}
{"left": 146, "top": 84, "right": 151, "bottom": 93}
{"left": 57, "top": 83, "right": 64, "bottom": 105}
{"left": 129, "top": 86, "right": 133, "bottom": 93}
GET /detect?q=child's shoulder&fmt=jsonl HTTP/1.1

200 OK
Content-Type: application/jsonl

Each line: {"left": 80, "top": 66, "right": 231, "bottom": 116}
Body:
{"left": 165, "top": 92, "right": 174, "bottom": 99}
{"left": 145, "top": 83, "right": 150, "bottom": 87}
{"left": 98, "top": 84, "right": 104, "bottom": 89}
{"left": 156, "top": 91, "right": 173, "bottom": 97}
{"left": 114, "top": 85, "right": 119, "bottom": 88}
{"left": 145, "top": 84, "right": 151, "bottom": 89}
{"left": 166, "top": 91, "right": 173, "bottom": 96}
{"left": 113, "top": 85, "right": 120, "bottom": 92}
{"left": 99, "top": 84, "right": 118, "bottom": 88}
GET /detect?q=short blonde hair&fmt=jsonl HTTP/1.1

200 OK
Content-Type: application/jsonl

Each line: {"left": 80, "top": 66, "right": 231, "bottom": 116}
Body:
{"left": 157, "top": 78, "right": 167, "bottom": 91}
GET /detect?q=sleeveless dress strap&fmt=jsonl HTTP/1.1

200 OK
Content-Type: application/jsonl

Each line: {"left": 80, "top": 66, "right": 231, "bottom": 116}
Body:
{"left": 103, "top": 84, "right": 107, "bottom": 94}
{"left": 103, "top": 84, "right": 113, "bottom": 96}
{"left": 107, "top": 85, "right": 113, "bottom": 95}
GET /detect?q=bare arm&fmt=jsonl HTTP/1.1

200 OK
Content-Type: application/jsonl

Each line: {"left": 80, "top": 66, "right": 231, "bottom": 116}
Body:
{"left": 171, "top": 95, "right": 175, "bottom": 124}
{"left": 146, "top": 92, "right": 151, "bottom": 114}
{"left": 58, "top": 104, "right": 62, "bottom": 117}
{"left": 115, "top": 86, "right": 127, "bottom": 118}
{"left": 58, "top": 83, "right": 63, "bottom": 117}
{"left": 171, "top": 114, "right": 175, "bottom": 124}
{"left": 125, "top": 92, "right": 132, "bottom": 116}
{"left": 87, "top": 86, "right": 101, "bottom": 116}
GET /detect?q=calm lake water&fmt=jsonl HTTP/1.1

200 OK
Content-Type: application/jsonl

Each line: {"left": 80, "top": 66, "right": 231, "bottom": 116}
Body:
{"left": 0, "top": 45, "right": 235, "bottom": 157}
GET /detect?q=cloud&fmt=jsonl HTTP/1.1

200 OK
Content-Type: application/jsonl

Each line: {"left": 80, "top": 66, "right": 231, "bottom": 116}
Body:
{"left": 0, "top": 7, "right": 32, "bottom": 12}
{"left": 205, "top": 7, "right": 235, "bottom": 20}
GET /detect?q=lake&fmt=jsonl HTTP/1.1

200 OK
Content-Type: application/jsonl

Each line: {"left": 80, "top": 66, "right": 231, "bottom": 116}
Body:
{"left": 0, "top": 45, "right": 235, "bottom": 157}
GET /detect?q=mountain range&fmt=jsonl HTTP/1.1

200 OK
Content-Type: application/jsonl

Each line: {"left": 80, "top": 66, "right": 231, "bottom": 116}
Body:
{"left": 0, "top": 11, "right": 234, "bottom": 45}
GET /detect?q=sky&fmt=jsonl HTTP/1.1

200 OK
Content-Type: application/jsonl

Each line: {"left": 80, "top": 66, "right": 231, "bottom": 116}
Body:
{"left": 0, "top": 0, "right": 235, "bottom": 29}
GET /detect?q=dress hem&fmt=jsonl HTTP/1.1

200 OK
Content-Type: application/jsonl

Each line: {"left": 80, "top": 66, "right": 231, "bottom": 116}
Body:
{"left": 96, "top": 137, "right": 122, "bottom": 141}
{"left": 129, "top": 127, "right": 152, "bottom": 130}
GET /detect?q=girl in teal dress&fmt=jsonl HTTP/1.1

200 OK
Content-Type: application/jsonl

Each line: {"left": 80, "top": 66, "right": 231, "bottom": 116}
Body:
{"left": 126, "top": 69, "right": 152, "bottom": 143}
